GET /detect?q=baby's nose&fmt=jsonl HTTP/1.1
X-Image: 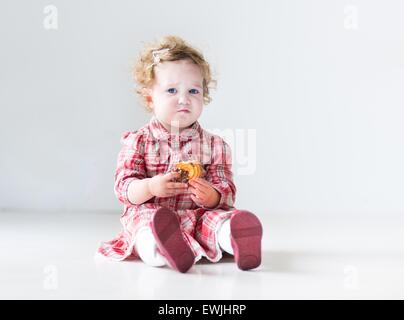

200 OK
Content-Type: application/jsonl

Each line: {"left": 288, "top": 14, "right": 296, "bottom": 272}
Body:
{"left": 178, "top": 94, "right": 190, "bottom": 105}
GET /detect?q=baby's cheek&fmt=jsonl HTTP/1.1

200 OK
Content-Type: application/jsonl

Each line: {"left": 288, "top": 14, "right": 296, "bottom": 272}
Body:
{"left": 191, "top": 96, "right": 203, "bottom": 104}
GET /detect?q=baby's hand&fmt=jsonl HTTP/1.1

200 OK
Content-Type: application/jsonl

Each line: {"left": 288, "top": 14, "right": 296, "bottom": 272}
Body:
{"left": 148, "top": 172, "right": 188, "bottom": 198}
{"left": 188, "top": 178, "right": 221, "bottom": 208}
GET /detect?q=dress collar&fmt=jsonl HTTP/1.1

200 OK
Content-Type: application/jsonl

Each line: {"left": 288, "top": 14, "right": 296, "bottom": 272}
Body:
{"left": 149, "top": 115, "right": 203, "bottom": 142}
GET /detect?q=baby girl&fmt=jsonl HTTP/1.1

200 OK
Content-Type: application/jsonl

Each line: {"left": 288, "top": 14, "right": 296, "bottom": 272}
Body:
{"left": 98, "top": 35, "right": 263, "bottom": 273}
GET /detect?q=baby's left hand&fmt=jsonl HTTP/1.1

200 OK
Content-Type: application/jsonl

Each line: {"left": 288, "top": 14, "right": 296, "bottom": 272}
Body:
{"left": 188, "top": 178, "right": 221, "bottom": 209}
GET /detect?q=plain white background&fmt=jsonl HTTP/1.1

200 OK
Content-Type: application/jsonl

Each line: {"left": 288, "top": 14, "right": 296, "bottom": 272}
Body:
{"left": 0, "top": 0, "right": 404, "bottom": 297}
{"left": 1, "top": 0, "right": 404, "bottom": 216}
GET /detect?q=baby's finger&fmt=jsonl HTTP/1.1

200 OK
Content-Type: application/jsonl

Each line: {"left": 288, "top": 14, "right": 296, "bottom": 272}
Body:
{"left": 189, "top": 178, "right": 205, "bottom": 188}
{"left": 162, "top": 191, "right": 176, "bottom": 197}
{"left": 167, "top": 182, "right": 188, "bottom": 189}
{"left": 191, "top": 177, "right": 211, "bottom": 187}
{"left": 190, "top": 194, "right": 201, "bottom": 204}
{"left": 188, "top": 186, "right": 198, "bottom": 195}
{"left": 164, "top": 171, "right": 180, "bottom": 181}
{"left": 190, "top": 187, "right": 205, "bottom": 200}
{"left": 192, "top": 194, "right": 206, "bottom": 206}
{"left": 175, "top": 188, "right": 188, "bottom": 195}
{"left": 188, "top": 180, "right": 208, "bottom": 195}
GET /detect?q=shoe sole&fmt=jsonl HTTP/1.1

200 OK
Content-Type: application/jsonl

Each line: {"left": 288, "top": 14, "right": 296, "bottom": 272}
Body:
{"left": 151, "top": 208, "right": 194, "bottom": 273}
{"left": 230, "top": 210, "right": 263, "bottom": 270}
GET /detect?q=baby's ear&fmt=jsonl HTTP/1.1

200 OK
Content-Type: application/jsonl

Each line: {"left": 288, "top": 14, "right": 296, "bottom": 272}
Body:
{"left": 141, "top": 87, "right": 153, "bottom": 107}
{"left": 141, "top": 87, "right": 152, "bottom": 96}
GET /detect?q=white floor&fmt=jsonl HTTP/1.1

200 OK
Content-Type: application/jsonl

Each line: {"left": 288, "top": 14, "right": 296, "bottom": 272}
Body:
{"left": 1, "top": 210, "right": 404, "bottom": 299}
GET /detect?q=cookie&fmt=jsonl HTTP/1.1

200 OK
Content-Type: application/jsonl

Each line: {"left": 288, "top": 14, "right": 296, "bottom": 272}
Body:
{"left": 172, "top": 161, "right": 204, "bottom": 183}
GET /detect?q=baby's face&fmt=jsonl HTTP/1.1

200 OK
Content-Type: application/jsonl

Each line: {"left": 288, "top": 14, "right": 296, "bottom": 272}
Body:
{"left": 147, "top": 59, "right": 204, "bottom": 133}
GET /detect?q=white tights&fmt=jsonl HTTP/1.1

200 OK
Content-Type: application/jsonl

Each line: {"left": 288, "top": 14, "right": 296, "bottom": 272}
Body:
{"left": 135, "top": 227, "right": 166, "bottom": 267}
{"left": 135, "top": 218, "right": 233, "bottom": 267}
{"left": 217, "top": 218, "right": 234, "bottom": 255}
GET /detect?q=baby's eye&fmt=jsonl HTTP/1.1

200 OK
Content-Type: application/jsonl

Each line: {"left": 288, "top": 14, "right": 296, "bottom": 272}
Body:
{"left": 189, "top": 89, "right": 200, "bottom": 94}
{"left": 167, "top": 88, "right": 177, "bottom": 94}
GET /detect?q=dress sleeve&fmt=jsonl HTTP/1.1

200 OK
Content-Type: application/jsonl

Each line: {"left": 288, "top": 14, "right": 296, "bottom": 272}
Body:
{"left": 201, "top": 137, "right": 237, "bottom": 211}
{"left": 114, "top": 130, "right": 146, "bottom": 206}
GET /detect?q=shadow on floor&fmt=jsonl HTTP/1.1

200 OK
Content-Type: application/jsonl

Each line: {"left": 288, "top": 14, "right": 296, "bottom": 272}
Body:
{"left": 196, "top": 250, "right": 309, "bottom": 274}
{"left": 259, "top": 248, "right": 404, "bottom": 274}
{"left": 260, "top": 250, "right": 307, "bottom": 273}
{"left": 97, "top": 249, "right": 387, "bottom": 275}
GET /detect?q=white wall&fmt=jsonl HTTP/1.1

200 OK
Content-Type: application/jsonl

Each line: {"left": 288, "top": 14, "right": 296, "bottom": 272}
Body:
{"left": 1, "top": 0, "right": 403, "bottom": 216}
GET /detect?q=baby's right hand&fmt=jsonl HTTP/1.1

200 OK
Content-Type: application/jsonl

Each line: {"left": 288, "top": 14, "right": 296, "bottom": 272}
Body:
{"left": 148, "top": 172, "right": 188, "bottom": 198}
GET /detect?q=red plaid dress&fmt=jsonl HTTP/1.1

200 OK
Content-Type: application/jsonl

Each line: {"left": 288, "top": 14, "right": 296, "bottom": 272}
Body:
{"left": 98, "top": 116, "right": 241, "bottom": 263}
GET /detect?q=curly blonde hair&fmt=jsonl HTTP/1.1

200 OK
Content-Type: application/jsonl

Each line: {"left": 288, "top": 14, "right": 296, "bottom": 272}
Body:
{"left": 133, "top": 35, "right": 216, "bottom": 112}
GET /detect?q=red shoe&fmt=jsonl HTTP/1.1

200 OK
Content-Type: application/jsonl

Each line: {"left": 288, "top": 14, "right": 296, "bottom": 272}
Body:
{"left": 230, "top": 210, "right": 263, "bottom": 270}
{"left": 151, "top": 208, "right": 194, "bottom": 273}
